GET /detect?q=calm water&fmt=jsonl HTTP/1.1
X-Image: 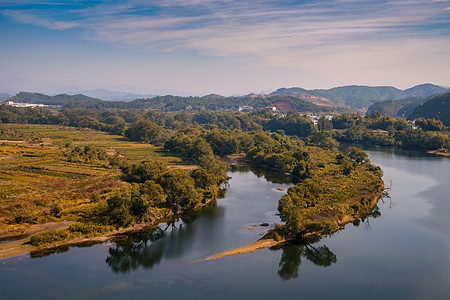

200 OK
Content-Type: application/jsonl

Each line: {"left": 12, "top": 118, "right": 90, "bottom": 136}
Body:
{"left": 1, "top": 150, "right": 449, "bottom": 300}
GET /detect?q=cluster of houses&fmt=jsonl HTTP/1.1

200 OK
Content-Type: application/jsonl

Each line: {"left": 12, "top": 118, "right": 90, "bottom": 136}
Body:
{"left": 307, "top": 114, "right": 333, "bottom": 125}
{"left": 4, "top": 101, "right": 48, "bottom": 108}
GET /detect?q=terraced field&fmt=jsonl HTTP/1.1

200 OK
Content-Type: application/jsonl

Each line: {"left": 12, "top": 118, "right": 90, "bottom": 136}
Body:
{"left": 0, "top": 124, "right": 184, "bottom": 233}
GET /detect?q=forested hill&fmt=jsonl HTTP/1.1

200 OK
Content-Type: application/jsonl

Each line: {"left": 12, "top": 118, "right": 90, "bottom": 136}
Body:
{"left": 5, "top": 92, "right": 336, "bottom": 113}
{"left": 7, "top": 92, "right": 106, "bottom": 106}
{"left": 366, "top": 96, "right": 428, "bottom": 117}
{"left": 409, "top": 92, "right": 450, "bottom": 126}
{"left": 6, "top": 83, "right": 447, "bottom": 111}
{"left": 271, "top": 83, "right": 447, "bottom": 109}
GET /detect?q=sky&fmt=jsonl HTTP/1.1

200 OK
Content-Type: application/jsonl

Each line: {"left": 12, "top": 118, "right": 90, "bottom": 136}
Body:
{"left": 1, "top": 0, "right": 450, "bottom": 96}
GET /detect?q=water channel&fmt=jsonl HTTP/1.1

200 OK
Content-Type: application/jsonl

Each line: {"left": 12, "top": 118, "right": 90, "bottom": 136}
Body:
{"left": 0, "top": 148, "right": 449, "bottom": 299}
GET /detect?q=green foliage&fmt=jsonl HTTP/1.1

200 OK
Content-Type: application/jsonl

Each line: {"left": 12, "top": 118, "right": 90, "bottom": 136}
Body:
{"left": 306, "top": 132, "right": 338, "bottom": 151}
{"left": 30, "top": 229, "right": 77, "bottom": 247}
{"left": 332, "top": 111, "right": 449, "bottom": 151}
{"left": 344, "top": 146, "right": 370, "bottom": 165}
{"left": 395, "top": 129, "right": 449, "bottom": 150}
{"left": 68, "top": 222, "right": 114, "bottom": 237}
{"left": 409, "top": 92, "right": 450, "bottom": 126}
{"left": 158, "top": 169, "right": 201, "bottom": 210}
{"left": 331, "top": 114, "right": 358, "bottom": 129}
{"left": 65, "top": 145, "right": 108, "bottom": 164}
{"left": 164, "top": 132, "right": 213, "bottom": 162}
{"left": 414, "top": 118, "right": 444, "bottom": 131}
{"left": 278, "top": 146, "right": 383, "bottom": 239}
{"left": 30, "top": 223, "right": 114, "bottom": 247}
{"left": 366, "top": 96, "right": 427, "bottom": 118}
{"left": 121, "top": 160, "right": 167, "bottom": 183}
{"left": 107, "top": 181, "right": 167, "bottom": 226}
{"left": 125, "top": 119, "right": 164, "bottom": 144}
{"left": 264, "top": 112, "right": 316, "bottom": 137}
{"left": 317, "top": 116, "right": 333, "bottom": 132}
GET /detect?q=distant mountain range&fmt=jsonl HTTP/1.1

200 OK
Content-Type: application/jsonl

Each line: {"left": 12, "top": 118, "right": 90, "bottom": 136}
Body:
{"left": 75, "top": 89, "right": 156, "bottom": 102}
{"left": 2, "top": 83, "right": 448, "bottom": 111}
{"left": 6, "top": 92, "right": 106, "bottom": 106}
{"left": 270, "top": 84, "right": 448, "bottom": 109}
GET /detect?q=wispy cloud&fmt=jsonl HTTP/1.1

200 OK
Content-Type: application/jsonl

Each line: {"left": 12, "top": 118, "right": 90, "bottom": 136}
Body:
{"left": 2, "top": 0, "right": 450, "bottom": 87}
{"left": 3, "top": 9, "right": 78, "bottom": 30}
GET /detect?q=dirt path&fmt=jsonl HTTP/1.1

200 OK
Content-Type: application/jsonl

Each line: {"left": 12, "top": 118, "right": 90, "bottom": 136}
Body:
{"left": 0, "top": 221, "right": 75, "bottom": 259}
{"left": 205, "top": 238, "right": 284, "bottom": 260}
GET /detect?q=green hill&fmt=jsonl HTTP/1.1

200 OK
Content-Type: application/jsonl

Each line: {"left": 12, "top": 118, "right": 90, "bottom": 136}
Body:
{"left": 404, "top": 83, "right": 447, "bottom": 97}
{"left": 409, "top": 92, "right": 450, "bottom": 126}
{"left": 8, "top": 92, "right": 105, "bottom": 106}
{"left": 366, "top": 96, "right": 428, "bottom": 117}
{"left": 271, "top": 84, "right": 447, "bottom": 109}
{"left": 5, "top": 92, "right": 334, "bottom": 113}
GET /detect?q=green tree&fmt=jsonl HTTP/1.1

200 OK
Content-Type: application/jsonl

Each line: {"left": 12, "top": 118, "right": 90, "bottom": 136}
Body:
{"left": 125, "top": 119, "right": 163, "bottom": 144}
{"left": 121, "top": 160, "right": 167, "bottom": 183}
{"left": 317, "top": 116, "right": 333, "bottom": 132}
{"left": 158, "top": 169, "right": 201, "bottom": 211}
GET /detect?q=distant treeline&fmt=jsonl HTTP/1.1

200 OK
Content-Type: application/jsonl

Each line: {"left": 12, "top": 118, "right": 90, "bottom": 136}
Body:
{"left": 0, "top": 105, "right": 319, "bottom": 139}
{"left": 6, "top": 92, "right": 339, "bottom": 113}
{"left": 331, "top": 111, "right": 449, "bottom": 150}
{"left": 1, "top": 100, "right": 448, "bottom": 153}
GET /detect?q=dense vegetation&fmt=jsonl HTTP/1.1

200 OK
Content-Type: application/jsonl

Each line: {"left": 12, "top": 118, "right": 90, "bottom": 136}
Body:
{"left": 366, "top": 96, "right": 427, "bottom": 118}
{"left": 0, "top": 103, "right": 388, "bottom": 248}
{"left": 331, "top": 111, "right": 449, "bottom": 151}
{"left": 5, "top": 92, "right": 336, "bottom": 113}
{"left": 408, "top": 92, "right": 450, "bottom": 126}
{"left": 276, "top": 146, "right": 383, "bottom": 239}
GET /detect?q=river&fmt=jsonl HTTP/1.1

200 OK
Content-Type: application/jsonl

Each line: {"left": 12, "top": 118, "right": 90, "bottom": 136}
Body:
{"left": 0, "top": 149, "right": 449, "bottom": 299}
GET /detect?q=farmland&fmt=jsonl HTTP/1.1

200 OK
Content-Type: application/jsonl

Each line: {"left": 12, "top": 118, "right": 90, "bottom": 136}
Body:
{"left": 0, "top": 124, "right": 184, "bottom": 235}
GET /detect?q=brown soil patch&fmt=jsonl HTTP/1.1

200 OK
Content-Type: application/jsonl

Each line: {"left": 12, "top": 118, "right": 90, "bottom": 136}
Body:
{"left": 168, "top": 164, "right": 198, "bottom": 171}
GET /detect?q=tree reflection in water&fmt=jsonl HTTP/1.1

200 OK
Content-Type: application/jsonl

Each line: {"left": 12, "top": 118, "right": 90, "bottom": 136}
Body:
{"left": 105, "top": 212, "right": 204, "bottom": 274}
{"left": 106, "top": 227, "right": 166, "bottom": 273}
{"left": 276, "top": 242, "right": 337, "bottom": 281}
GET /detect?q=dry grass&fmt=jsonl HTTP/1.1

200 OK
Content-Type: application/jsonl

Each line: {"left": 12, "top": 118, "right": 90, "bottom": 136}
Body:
{"left": 0, "top": 124, "right": 188, "bottom": 232}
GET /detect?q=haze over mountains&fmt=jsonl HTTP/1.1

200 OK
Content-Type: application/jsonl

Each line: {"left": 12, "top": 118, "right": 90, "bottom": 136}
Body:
{"left": 1, "top": 83, "right": 448, "bottom": 110}
{"left": 76, "top": 89, "right": 156, "bottom": 102}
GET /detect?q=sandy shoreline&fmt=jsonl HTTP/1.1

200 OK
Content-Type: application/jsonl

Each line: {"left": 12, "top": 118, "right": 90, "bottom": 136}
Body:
{"left": 205, "top": 238, "right": 284, "bottom": 260}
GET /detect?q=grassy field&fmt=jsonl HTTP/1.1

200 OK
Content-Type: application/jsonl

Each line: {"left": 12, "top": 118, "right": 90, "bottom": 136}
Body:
{"left": 0, "top": 124, "right": 185, "bottom": 232}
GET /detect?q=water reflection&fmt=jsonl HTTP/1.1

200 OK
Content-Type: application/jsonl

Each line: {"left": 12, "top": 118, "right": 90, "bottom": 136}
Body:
{"left": 274, "top": 242, "right": 337, "bottom": 281}
{"left": 30, "top": 241, "right": 101, "bottom": 258}
{"left": 231, "top": 165, "right": 292, "bottom": 184}
{"left": 105, "top": 206, "right": 221, "bottom": 273}
{"left": 106, "top": 228, "right": 166, "bottom": 273}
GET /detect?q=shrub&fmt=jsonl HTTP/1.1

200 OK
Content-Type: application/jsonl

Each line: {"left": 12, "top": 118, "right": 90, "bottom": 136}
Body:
{"left": 68, "top": 222, "right": 114, "bottom": 237}
{"left": 30, "top": 229, "right": 78, "bottom": 247}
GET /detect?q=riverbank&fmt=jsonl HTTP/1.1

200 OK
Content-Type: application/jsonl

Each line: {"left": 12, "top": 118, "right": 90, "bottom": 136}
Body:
{"left": 0, "top": 200, "right": 214, "bottom": 259}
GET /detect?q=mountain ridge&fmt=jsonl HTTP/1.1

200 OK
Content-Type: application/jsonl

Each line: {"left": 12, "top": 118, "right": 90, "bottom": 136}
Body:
{"left": 270, "top": 83, "right": 448, "bottom": 109}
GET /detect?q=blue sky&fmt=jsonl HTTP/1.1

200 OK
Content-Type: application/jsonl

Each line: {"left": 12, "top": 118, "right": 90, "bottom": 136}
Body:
{"left": 1, "top": 0, "right": 450, "bottom": 96}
